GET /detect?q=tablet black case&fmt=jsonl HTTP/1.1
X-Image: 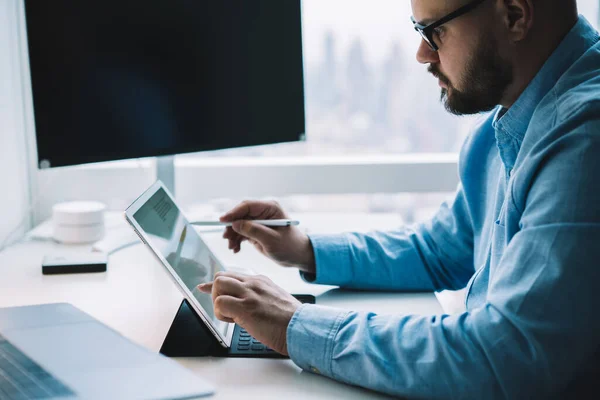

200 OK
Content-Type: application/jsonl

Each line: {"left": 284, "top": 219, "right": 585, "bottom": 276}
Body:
{"left": 160, "top": 295, "right": 315, "bottom": 358}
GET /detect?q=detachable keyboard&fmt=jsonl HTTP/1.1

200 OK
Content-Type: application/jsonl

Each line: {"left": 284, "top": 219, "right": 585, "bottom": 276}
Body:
{"left": 0, "top": 333, "right": 75, "bottom": 399}
{"left": 235, "top": 327, "right": 276, "bottom": 353}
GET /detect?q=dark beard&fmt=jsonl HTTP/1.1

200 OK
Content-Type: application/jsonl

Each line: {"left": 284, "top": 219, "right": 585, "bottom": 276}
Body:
{"left": 430, "top": 35, "right": 513, "bottom": 116}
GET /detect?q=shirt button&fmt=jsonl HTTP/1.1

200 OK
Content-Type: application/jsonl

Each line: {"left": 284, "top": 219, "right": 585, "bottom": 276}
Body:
{"left": 310, "top": 366, "right": 321, "bottom": 374}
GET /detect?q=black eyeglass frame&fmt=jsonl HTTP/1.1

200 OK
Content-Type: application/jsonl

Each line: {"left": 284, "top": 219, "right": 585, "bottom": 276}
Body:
{"left": 411, "top": 0, "right": 488, "bottom": 51}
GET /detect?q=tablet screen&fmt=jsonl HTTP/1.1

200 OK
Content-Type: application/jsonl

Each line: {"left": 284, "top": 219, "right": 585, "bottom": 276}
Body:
{"left": 131, "top": 187, "right": 231, "bottom": 341}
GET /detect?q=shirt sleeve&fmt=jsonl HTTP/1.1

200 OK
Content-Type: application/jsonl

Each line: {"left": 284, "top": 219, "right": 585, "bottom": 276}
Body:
{"left": 301, "top": 183, "right": 476, "bottom": 292}
{"left": 288, "top": 109, "right": 600, "bottom": 398}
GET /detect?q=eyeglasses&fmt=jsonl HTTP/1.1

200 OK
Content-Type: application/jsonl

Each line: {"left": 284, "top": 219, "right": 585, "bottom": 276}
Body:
{"left": 411, "top": 0, "right": 488, "bottom": 51}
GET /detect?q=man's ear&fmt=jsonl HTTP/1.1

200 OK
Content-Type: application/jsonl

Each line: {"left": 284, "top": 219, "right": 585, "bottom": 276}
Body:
{"left": 501, "top": 0, "right": 534, "bottom": 42}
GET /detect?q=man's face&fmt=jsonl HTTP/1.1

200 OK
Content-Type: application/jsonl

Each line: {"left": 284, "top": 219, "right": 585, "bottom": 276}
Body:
{"left": 411, "top": 0, "right": 514, "bottom": 115}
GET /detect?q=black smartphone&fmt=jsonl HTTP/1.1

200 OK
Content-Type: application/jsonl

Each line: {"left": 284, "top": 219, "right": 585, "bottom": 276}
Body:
{"left": 292, "top": 294, "right": 316, "bottom": 304}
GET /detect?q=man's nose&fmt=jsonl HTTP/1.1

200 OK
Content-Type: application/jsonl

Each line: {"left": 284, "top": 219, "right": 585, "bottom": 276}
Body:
{"left": 416, "top": 39, "right": 440, "bottom": 65}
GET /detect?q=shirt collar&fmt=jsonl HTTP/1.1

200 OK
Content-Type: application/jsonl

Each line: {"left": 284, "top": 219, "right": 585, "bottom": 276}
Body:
{"left": 492, "top": 15, "right": 600, "bottom": 141}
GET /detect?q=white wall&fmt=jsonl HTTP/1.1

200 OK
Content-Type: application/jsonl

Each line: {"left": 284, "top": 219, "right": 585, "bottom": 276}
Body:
{"left": 0, "top": 0, "right": 31, "bottom": 248}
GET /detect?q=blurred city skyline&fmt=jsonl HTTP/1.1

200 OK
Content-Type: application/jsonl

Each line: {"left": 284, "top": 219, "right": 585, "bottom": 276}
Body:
{"left": 186, "top": 0, "right": 599, "bottom": 219}
{"left": 301, "top": 0, "right": 599, "bottom": 68}
{"left": 197, "top": 0, "right": 598, "bottom": 158}
{"left": 202, "top": 28, "right": 479, "bottom": 158}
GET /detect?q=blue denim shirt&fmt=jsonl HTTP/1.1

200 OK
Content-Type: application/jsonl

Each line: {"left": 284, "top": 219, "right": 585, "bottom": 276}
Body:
{"left": 287, "top": 17, "right": 600, "bottom": 399}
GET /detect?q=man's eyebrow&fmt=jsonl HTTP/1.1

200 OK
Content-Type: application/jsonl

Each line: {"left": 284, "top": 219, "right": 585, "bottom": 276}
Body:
{"left": 413, "top": 16, "right": 436, "bottom": 26}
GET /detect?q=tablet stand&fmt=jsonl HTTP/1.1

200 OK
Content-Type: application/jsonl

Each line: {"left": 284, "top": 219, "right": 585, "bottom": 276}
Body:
{"left": 160, "top": 295, "right": 315, "bottom": 358}
{"left": 160, "top": 299, "right": 228, "bottom": 357}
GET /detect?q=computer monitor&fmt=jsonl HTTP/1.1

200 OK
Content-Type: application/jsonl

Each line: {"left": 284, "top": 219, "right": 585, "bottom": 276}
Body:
{"left": 23, "top": 0, "right": 305, "bottom": 172}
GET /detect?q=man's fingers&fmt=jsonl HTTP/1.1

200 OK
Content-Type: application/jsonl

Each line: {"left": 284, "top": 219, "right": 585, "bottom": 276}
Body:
{"left": 199, "top": 272, "right": 249, "bottom": 300}
{"left": 214, "top": 270, "right": 252, "bottom": 281}
{"left": 223, "top": 227, "right": 235, "bottom": 239}
{"left": 199, "top": 274, "right": 254, "bottom": 323}
{"left": 231, "top": 220, "right": 277, "bottom": 244}
{"left": 219, "top": 201, "right": 254, "bottom": 222}
{"left": 213, "top": 295, "right": 244, "bottom": 322}
{"left": 220, "top": 200, "right": 283, "bottom": 222}
{"left": 212, "top": 275, "right": 246, "bottom": 301}
{"left": 252, "top": 240, "right": 265, "bottom": 254}
{"left": 223, "top": 227, "right": 249, "bottom": 252}
{"left": 198, "top": 282, "right": 213, "bottom": 293}
{"left": 235, "top": 237, "right": 247, "bottom": 250}
{"left": 228, "top": 239, "right": 238, "bottom": 250}
{"left": 199, "top": 271, "right": 247, "bottom": 288}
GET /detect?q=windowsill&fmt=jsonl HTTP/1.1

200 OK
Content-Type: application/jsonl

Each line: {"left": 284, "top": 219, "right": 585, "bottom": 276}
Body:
{"left": 175, "top": 153, "right": 459, "bottom": 167}
{"left": 46, "top": 153, "right": 459, "bottom": 172}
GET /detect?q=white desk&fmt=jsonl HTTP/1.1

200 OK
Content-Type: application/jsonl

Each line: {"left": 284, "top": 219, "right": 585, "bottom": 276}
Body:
{"left": 0, "top": 213, "right": 444, "bottom": 399}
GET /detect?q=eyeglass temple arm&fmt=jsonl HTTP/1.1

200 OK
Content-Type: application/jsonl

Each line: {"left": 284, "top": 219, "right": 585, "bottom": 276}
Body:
{"left": 413, "top": 0, "right": 488, "bottom": 32}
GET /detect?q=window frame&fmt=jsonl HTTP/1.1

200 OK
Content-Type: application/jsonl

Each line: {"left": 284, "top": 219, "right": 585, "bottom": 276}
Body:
{"left": 32, "top": 155, "right": 460, "bottom": 222}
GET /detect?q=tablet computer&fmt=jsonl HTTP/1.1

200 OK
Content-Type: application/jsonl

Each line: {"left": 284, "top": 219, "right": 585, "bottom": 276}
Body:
{"left": 124, "top": 181, "right": 234, "bottom": 348}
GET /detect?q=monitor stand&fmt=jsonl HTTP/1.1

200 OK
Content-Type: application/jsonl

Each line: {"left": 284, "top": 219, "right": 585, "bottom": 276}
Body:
{"left": 92, "top": 155, "right": 180, "bottom": 254}
{"left": 156, "top": 155, "right": 176, "bottom": 197}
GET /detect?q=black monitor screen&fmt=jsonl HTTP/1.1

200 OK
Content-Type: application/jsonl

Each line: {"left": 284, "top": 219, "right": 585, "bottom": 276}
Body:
{"left": 24, "top": 0, "right": 305, "bottom": 168}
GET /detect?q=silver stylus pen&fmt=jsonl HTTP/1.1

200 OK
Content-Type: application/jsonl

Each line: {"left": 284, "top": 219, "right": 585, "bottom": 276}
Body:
{"left": 190, "top": 219, "right": 300, "bottom": 227}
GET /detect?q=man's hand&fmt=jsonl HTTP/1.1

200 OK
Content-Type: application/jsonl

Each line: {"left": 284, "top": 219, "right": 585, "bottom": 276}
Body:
{"left": 198, "top": 272, "right": 302, "bottom": 356}
{"left": 220, "top": 200, "right": 316, "bottom": 274}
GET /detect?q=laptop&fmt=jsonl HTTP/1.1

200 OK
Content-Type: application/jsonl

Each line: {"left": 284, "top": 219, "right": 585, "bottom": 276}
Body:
{"left": 0, "top": 302, "right": 214, "bottom": 399}
{"left": 124, "top": 181, "right": 315, "bottom": 358}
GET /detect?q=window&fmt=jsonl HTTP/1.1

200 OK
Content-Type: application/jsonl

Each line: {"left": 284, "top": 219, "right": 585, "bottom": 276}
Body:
{"left": 30, "top": 1, "right": 600, "bottom": 221}
{"left": 175, "top": 0, "right": 600, "bottom": 219}
{"left": 181, "top": 0, "right": 599, "bottom": 160}
{"left": 183, "top": 0, "right": 477, "bottom": 159}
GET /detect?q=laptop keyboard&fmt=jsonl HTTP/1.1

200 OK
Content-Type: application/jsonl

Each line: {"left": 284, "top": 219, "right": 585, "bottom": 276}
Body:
{"left": 236, "top": 328, "right": 275, "bottom": 353}
{"left": 0, "top": 333, "right": 75, "bottom": 399}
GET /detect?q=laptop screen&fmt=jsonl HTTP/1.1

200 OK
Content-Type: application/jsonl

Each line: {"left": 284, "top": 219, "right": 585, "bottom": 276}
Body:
{"left": 131, "top": 187, "right": 230, "bottom": 340}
